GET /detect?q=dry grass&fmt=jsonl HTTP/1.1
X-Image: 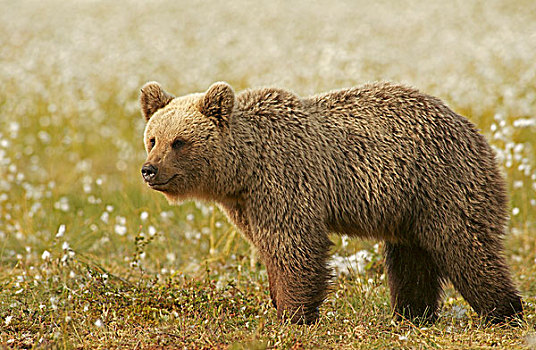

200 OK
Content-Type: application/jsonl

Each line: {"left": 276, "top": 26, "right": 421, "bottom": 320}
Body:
{"left": 0, "top": 0, "right": 535, "bottom": 348}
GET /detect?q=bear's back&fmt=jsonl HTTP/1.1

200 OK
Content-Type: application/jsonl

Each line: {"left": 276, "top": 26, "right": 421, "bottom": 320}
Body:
{"left": 229, "top": 83, "right": 505, "bottom": 239}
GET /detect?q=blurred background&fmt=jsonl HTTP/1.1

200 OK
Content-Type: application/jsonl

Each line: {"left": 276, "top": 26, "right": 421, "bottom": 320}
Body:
{"left": 0, "top": 0, "right": 535, "bottom": 308}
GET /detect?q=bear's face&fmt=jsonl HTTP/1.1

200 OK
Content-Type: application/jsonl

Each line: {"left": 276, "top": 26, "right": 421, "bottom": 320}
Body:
{"left": 140, "top": 82, "right": 234, "bottom": 203}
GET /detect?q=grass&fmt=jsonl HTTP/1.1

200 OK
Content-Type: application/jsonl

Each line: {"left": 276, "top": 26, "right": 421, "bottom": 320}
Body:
{"left": 2, "top": 256, "right": 535, "bottom": 348}
{"left": 1, "top": 0, "right": 536, "bottom": 348}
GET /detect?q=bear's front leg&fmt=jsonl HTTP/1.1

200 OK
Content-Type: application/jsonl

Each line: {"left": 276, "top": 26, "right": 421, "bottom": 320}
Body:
{"left": 258, "top": 230, "right": 333, "bottom": 325}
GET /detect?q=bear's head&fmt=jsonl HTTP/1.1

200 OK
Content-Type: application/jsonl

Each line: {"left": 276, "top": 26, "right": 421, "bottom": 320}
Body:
{"left": 140, "top": 81, "right": 235, "bottom": 203}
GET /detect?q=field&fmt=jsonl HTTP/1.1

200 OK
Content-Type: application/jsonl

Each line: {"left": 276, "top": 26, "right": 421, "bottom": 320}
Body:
{"left": 1, "top": 0, "right": 535, "bottom": 348}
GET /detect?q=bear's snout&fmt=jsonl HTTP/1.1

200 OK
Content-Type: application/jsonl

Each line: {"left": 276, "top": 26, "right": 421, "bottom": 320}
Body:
{"left": 141, "top": 164, "right": 158, "bottom": 183}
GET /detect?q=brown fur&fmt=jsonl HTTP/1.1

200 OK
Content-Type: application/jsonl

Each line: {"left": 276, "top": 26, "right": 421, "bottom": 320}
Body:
{"left": 139, "top": 81, "right": 523, "bottom": 325}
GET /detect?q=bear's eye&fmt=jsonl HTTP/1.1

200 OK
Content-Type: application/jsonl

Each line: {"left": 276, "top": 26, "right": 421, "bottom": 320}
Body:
{"left": 172, "top": 138, "right": 186, "bottom": 150}
{"left": 149, "top": 138, "right": 156, "bottom": 149}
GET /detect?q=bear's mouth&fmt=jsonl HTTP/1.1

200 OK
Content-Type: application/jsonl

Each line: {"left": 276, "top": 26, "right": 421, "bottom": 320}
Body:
{"left": 148, "top": 174, "right": 178, "bottom": 190}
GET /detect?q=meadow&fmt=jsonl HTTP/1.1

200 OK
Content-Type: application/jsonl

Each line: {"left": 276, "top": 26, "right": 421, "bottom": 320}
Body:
{"left": 1, "top": 0, "right": 535, "bottom": 348}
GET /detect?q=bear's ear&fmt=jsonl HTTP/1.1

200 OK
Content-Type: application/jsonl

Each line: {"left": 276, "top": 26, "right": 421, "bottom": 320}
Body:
{"left": 140, "top": 82, "right": 175, "bottom": 122}
{"left": 197, "top": 82, "right": 235, "bottom": 129}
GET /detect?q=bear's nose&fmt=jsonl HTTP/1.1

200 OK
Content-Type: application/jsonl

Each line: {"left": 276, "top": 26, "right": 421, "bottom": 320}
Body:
{"left": 141, "top": 164, "right": 158, "bottom": 182}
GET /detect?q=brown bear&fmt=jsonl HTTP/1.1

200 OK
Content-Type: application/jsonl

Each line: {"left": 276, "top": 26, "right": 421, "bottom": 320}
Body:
{"left": 139, "top": 81, "right": 523, "bottom": 325}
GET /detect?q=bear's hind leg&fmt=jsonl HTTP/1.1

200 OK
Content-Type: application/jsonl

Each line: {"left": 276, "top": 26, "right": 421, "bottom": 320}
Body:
{"left": 440, "top": 240, "right": 523, "bottom": 324}
{"left": 385, "top": 242, "right": 444, "bottom": 324}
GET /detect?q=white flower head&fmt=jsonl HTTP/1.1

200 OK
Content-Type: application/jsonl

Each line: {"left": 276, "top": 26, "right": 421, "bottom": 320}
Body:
{"left": 56, "top": 225, "right": 66, "bottom": 238}
{"left": 114, "top": 224, "right": 127, "bottom": 236}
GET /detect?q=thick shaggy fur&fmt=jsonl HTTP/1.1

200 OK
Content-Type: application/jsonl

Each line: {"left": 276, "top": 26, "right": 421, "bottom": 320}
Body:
{"left": 140, "top": 81, "right": 523, "bottom": 324}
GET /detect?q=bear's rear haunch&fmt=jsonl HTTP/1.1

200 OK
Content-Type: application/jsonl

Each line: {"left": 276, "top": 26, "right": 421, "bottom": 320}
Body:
{"left": 139, "top": 81, "right": 523, "bottom": 325}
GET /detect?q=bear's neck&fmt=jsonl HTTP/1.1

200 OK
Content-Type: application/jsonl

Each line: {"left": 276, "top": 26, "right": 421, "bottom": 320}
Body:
{"left": 204, "top": 122, "right": 252, "bottom": 204}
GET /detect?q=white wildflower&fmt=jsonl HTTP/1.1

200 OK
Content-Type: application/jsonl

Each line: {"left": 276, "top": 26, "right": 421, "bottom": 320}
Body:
{"left": 41, "top": 250, "right": 51, "bottom": 260}
{"left": 56, "top": 224, "right": 66, "bottom": 238}
{"left": 54, "top": 197, "right": 70, "bottom": 212}
{"left": 513, "top": 118, "right": 536, "bottom": 128}
{"left": 116, "top": 216, "right": 126, "bottom": 225}
{"left": 166, "top": 252, "right": 176, "bottom": 262}
{"left": 341, "top": 235, "right": 349, "bottom": 248}
{"left": 114, "top": 224, "right": 127, "bottom": 236}
{"left": 50, "top": 297, "right": 58, "bottom": 310}
{"left": 100, "top": 211, "right": 109, "bottom": 223}
{"left": 330, "top": 250, "right": 372, "bottom": 275}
